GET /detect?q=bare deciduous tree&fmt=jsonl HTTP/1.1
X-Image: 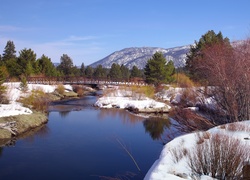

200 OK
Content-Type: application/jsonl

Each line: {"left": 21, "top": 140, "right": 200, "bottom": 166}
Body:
{"left": 196, "top": 39, "right": 250, "bottom": 122}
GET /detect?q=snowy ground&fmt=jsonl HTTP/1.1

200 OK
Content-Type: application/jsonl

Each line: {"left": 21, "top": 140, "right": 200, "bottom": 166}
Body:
{"left": 95, "top": 88, "right": 170, "bottom": 110}
{"left": 144, "top": 121, "right": 250, "bottom": 180}
{"left": 0, "top": 82, "right": 72, "bottom": 118}
{"left": 1, "top": 83, "right": 249, "bottom": 179}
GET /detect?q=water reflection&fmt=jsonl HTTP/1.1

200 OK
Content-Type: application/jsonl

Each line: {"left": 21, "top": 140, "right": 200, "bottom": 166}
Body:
{"left": 97, "top": 109, "right": 145, "bottom": 125}
{"left": 143, "top": 117, "right": 171, "bottom": 141}
{"left": 59, "top": 111, "right": 71, "bottom": 118}
{"left": 0, "top": 147, "right": 2, "bottom": 157}
{"left": 49, "top": 96, "right": 97, "bottom": 111}
{"left": 20, "top": 125, "right": 50, "bottom": 143}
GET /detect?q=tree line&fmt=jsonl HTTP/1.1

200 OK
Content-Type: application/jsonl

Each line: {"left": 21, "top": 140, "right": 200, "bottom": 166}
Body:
{"left": 0, "top": 41, "right": 145, "bottom": 81}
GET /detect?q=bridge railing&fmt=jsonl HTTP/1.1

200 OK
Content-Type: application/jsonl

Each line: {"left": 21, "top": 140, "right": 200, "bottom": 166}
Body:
{"left": 25, "top": 76, "right": 147, "bottom": 86}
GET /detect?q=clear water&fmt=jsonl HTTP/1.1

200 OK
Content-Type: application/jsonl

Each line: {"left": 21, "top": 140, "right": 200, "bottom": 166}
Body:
{"left": 0, "top": 96, "right": 180, "bottom": 179}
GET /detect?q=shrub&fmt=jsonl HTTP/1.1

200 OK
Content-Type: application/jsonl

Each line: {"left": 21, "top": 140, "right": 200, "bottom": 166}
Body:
{"left": 0, "top": 85, "right": 7, "bottom": 104}
{"left": 169, "top": 141, "right": 188, "bottom": 164}
{"left": 179, "top": 88, "right": 198, "bottom": 107}
{"left": 20, "top": 75, "right": 28, "bottom": 92}
{"left": 72, "top": 85, "right": 85, "bottom": 96}
{"left": 56, "top": 84, "right": 65, "bottom": 95}
{"left": 187, "top": 133, "right": 250, "bottom": 179}
{"left": 173, "top": 73, "right": 196, "bottom": 88}
{"left": 169, "top": 108, "right": 216, "bottom": 132}
{"left": 19, "top": 89, "right": 51, "bottom": 112}
{"left": 130, "top": 85, "right": 155, "bottom": 99}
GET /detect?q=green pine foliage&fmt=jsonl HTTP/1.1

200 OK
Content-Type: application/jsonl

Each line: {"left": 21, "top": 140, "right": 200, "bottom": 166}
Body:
{"left": 120, "top": 64, "right": 130, "bottom": 81}
{"left": 80, "top": 63, "right": 85, "bottom": 77}
{"left": 93, "top": 65, "right": 107, "bottom": 79}
{"left": 2, "top": 41, "right": 16, "bottom": 63}
{"left": 85, "top": 66, "right": 94, "bottom": 78}
{"left": 20, "top": 75, "right": 28, "bottom": 92}
{"left": 17, "top": 48, "right": 37, "bottom": 77}
{"left": 57, "top": 54, "right": 74, "bottom": 76}
{"left": 144, "top": 52, "right": 175, "bottom": 86}
{"left": 37, "top": 55, "right": 58, "bottom": 77}
{"left": 109, "top": 63, "right": 122, "bottom": 81}
{"left": 130, "top": 65, "right": 142, "bottom": 78}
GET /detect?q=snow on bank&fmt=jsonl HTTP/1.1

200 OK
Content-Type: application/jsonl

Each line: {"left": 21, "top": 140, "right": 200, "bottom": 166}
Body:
{"left": 0, "top": 83, "right": 72, "bottom": 118}
{"left": 95, "top": 96, "right": 168, "bottom": 109}
{"left": 95, "top": 89, "right": 170, "bottom": 110}
{"left": 144, "top": 120, "right": 250, "bottom": 180}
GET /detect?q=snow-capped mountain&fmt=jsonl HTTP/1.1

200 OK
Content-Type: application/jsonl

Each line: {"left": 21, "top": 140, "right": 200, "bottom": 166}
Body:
{"left": 90, "top": 45, "right": 191, "bottom": 69}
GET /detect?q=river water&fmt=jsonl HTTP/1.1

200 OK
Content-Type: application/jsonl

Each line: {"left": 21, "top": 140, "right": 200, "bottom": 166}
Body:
{"left": 0, "top": 95, "right": 181, "bottom": 180}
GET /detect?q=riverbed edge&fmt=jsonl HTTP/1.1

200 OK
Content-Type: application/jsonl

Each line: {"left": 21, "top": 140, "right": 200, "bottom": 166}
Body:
{"left": 0, "top": 111, "right": 48, "bottom": 142}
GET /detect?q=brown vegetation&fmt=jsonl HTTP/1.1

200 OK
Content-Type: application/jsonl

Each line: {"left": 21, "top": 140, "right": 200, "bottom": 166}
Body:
{"left": 19, "top": 89, "right": 51, "bottom": 112}
{"left": 170, "top": 108, "right": 216, "bottom": 132}
{"left": 187, "top": 133, "right": 250, "bottom": 179}
{"left": 173, "top": 73, "right": 196, "bottom": 88}
{"left": 196, "top": 39, "right": 250, "bottom": 122}
{"left": 56, "top": 84, "right": 65, "bottom": 95}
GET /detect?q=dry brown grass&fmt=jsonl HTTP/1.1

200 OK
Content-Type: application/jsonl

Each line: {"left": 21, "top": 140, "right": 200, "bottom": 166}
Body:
{"left": 170, "top": 108, "right": 215, "bottom": 133}
{"left": 187, "top": 133, "right": 250, "bottom": 179}
{"left": 196, "top": 132, "right": 211, "bottom": 145}
{"left": 56, "top": 84, "right": 65, "bottom": 95}
{"left": 225, "top": 122, "right": 250, "bottom": 132}
{"left": 169, "top": 146, "right": 188, "bottom": 164}
{"left": 72, "top": 85, "right": 85, "bottom": 96}
{"left": 173, "top": 73, "right": 196, "bottom": 88}
{"left": 19, "top": 89, "right": 51, "bottom": 112}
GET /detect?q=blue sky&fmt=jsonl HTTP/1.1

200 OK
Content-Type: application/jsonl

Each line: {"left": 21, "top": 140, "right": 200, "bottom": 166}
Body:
{"left": 0, "top": 0, "right": 249, "bottom": 66}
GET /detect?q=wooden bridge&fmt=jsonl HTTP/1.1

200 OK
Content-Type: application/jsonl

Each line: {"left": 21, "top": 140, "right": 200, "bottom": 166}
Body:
{"left": 26, "top": 76, "right": 146, "bottom": 86}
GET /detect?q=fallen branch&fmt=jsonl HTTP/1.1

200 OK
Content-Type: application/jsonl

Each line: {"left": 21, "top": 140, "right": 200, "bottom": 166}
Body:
{"left": 0, "top": 121, "right": 17, "bottom": 135}
{"left": 116, "top": 138, "right": 141, "bottom": 171}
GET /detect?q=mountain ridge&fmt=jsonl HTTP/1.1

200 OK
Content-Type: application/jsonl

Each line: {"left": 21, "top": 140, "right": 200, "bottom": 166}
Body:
{"left": 90, "top": 45, "right": 191, "bottom": 69}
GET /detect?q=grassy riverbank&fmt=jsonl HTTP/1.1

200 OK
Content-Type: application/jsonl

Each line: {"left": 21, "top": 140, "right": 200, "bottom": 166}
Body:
{"left": 0, "top": 111, "right": 47, "bottom": 140}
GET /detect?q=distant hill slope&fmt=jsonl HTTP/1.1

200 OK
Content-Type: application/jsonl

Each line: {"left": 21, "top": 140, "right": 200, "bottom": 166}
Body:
{"left": 90, "top": 45, "right": 190, "bottom": 69}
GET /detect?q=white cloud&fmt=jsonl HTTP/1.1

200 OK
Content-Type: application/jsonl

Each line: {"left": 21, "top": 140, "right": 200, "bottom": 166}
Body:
{"left": 64, "top": 35, "right": 98, "bottom": 42}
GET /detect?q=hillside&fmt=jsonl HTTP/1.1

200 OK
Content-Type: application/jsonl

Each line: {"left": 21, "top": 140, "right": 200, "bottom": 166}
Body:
{"left": 90, "top": 45, "right": 190, "bottom": 69}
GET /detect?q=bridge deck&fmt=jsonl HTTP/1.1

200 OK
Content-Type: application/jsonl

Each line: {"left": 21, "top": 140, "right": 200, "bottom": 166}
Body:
{"left": 25, "top": 77, "right": 146, "bottom": 86}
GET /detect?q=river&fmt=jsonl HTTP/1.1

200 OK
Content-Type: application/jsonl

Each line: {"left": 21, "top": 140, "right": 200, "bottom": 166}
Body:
{"left": 0, "top": 95, "right": 181, "bottom": 180}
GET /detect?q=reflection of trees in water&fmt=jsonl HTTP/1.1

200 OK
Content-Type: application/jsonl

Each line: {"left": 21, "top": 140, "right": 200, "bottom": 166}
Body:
{"left": 143, "top": 117, "right": 171, "bottom": 141}
{"left": 97, "top": 109, "right": 144, "bottom": 125}
{"left": 59, "top": 111, "right": 71, "bottom": 118}
{"left": 0, "top": 147, "right": 3, "bottom": 157}
{"left": 0, "top": 125, "right": 50, "bottom": 148}
{"left": 21, "top": 125, "right": 50, "bottom": 143}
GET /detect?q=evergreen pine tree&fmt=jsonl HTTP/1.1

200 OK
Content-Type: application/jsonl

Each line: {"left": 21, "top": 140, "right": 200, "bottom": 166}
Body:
{"left": 17, "top": 48, "right": 37, "bottom": 76}
{"left": 37, "top": 54, "right": 58, "bottom": 77}
{"left": 120, "top": 64, "right": 130, "bottom": 81}
{"left": 2, "top": 41, "right": 16, "bottom": 63}
{"left": 93, "top": 65, "right": 106, "bottom": 79}
{"left": 85, "top": 66, "right": 94, "bottom": 78}
{"left": 80, "top": 63, "right": 85, "bottom": 77}
{"left": 130, "top": 65, "right": 142, "bottom": 78}
{"left": 144, "top": 52, "right": 175, "bottom": 86}
{"left": 57, "top": 54, "right": 74, "bottom": 76}
{"left": 108, "top": 63, "right": 122, "bottom": 81}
